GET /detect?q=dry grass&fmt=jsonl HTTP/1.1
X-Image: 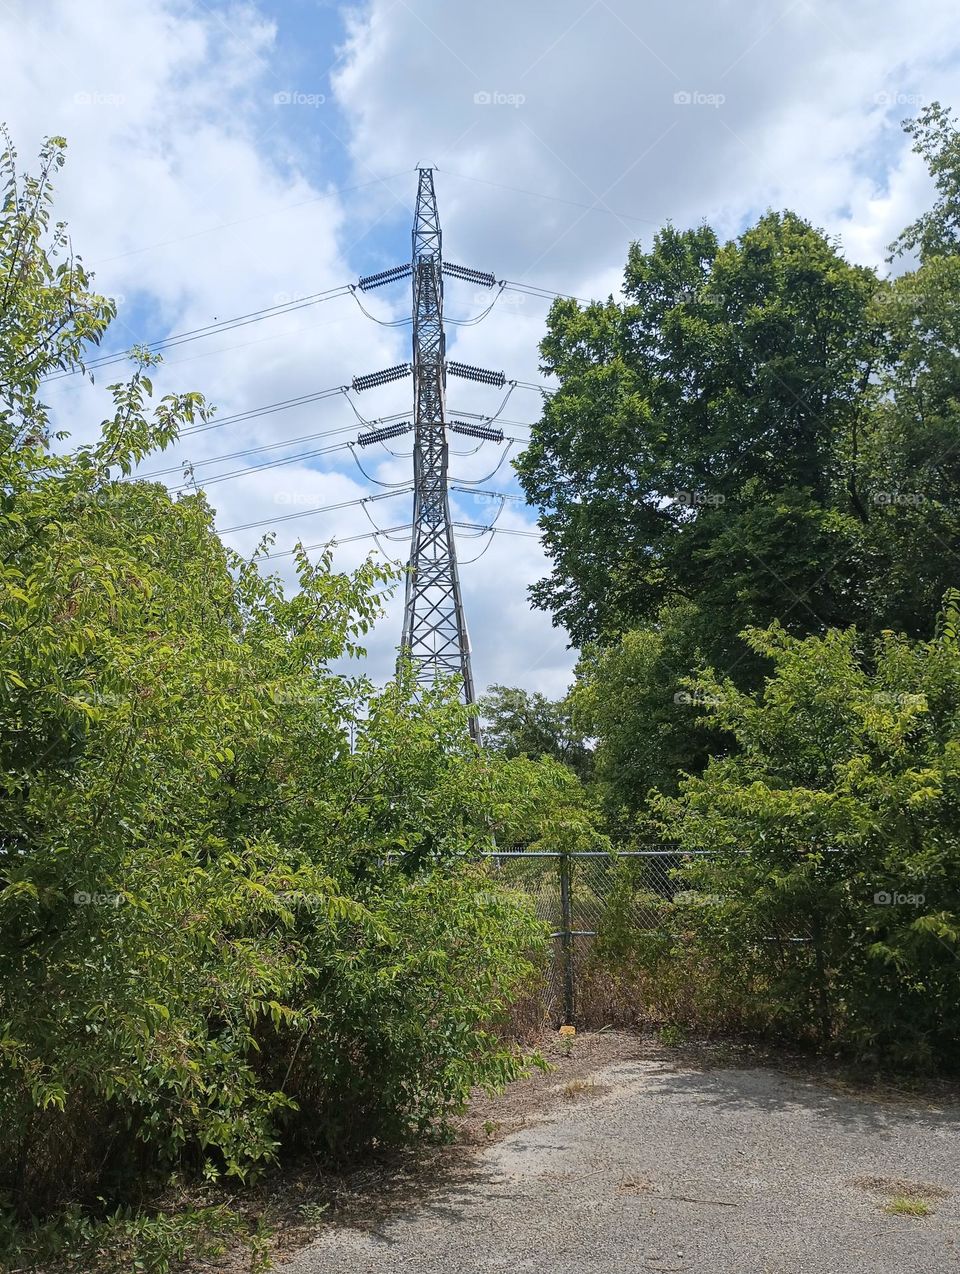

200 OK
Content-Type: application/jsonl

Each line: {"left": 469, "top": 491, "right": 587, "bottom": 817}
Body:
{"left": 852, "top": 1175, "right": 951, "bottom": 1201}
{"left": 853, "top": 1175, "right": 949, "bottom": 1218}
{"left": 561, "top": 1077, "right": 599, "bottom": 1100}
{"left": 618, "top": 1174, "right": 654, "bottom": 1195}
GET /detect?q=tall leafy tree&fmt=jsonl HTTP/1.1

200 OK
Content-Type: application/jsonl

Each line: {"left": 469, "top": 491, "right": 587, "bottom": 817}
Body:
{"left": 479, "top": 683, "right": 592, "bottom": 779}
{"left": 890, "top": 102, "right": 960, "bottom": 262}
{"left": 517, "top": 211, "right": 879, "bottom": 654}
{"left": 859, "top": 256, "right": 960, "bottom": 632}
{"left": 571, "top": 601, "right": 727, "bottom": 816}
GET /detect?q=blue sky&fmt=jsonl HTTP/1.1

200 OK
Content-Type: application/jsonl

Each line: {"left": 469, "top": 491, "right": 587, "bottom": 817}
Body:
{"left": 3, "top": 0, "right": 959, "bottom": 695}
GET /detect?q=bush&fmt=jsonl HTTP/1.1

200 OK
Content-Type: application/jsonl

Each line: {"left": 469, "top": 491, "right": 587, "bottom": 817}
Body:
{"left": 641, "top": 616, "right": 960, "bottom": 1068}
{"left": 0, "top": 133, "right": 556, "bottom": 1261}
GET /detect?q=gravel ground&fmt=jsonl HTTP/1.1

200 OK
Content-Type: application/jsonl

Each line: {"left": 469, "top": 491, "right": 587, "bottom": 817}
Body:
{"left": 279, "top": 1050, "right": 960, "bottom": 1274}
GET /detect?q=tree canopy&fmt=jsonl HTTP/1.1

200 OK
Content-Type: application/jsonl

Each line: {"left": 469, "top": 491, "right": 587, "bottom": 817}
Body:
{"left": 517, "top": 105, "right": 960, "bottom": 815}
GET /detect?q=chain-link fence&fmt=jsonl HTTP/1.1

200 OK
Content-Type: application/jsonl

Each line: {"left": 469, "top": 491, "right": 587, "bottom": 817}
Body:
{"left": 486, "top": 849, "right": 814, "bottom": 1028}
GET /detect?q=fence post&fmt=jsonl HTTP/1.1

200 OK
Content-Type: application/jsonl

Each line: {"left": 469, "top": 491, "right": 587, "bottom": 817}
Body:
{"left": 559, "top": 850, "right": 574, "bottom": 1026}
{"left": 810, "top": 912, "right": 832, "bottom": 1046}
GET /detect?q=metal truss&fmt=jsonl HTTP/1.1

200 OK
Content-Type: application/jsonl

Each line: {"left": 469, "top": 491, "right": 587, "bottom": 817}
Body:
{"left": 399, "top": 170, "right": 480, "bottom": 737}
{"left": 351, "top": 171, "right": 504, "bottom": 741}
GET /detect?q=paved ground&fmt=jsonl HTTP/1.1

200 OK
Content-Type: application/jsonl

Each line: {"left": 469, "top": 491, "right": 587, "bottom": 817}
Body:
{"left": 280, "top": 1056, "right": 960, "bottom": 1274}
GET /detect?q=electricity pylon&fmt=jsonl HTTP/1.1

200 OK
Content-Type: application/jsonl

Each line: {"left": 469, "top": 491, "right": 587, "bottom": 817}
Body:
{"left": 354, "top": 169, "right": 504, "bottom": 742}
{"left": 403, "top": 169, "right": 479, "bottom": 737}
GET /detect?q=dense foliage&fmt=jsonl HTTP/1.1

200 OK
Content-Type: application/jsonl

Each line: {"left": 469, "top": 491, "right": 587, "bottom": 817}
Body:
{"left": 639, "top": 615, "right": 960, "bottom": 1067}
{"left": 6, "top": 94, "right": 960, "bottom": 1269}
{"left": 570, "top": 601, "right": 724, "bottom": 814}
{"left": 0, "top": 133, "right": 582, "bottom": 1267}
{"left": 514, "top": 105, "right": 960, "bottom": 1070}
{"left": 479, "top": 683, "right": 592, "bottom": 779}
{"left": 518, "top": 104, "right": 960, "bottom": 820}
{"left": 516, "top": 209, "right": 879, "bottom": 651}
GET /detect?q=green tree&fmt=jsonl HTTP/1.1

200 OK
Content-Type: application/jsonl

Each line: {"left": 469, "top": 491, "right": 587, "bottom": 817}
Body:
{"left": 479, "top": 683, "right": 592, "bottom": 779}
{"left": 520, "top": 107, "right": 960, "bottom": 821}
{"left": 890, "top": 102, "right": 960, "bottom": 262}
{"left": 571, "top": 601, "right": 727, "bottom": 820}
{"left": 516, "top": 211, "right": 878, "bottom": 653}
{"left": 858, "top": 256, "right": 960, "bottom": 632}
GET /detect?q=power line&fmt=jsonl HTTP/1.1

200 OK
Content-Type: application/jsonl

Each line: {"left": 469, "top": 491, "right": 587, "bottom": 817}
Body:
{"left": 55, "top": 277, "right": 573, "bottom": 390}
{"left": 511, "top": 379, "right": 555, "bottom": 394}
{"left": 167, "top": 441, "right": 352, "bottom": 492}
{"left": 503, "top": 280, "right": 593, "bottom": 305}
{"left": 217, "top": 489, "right": 411, "bottom": 535}
{"left": 450, "top": 486, "right": 524, "bottom": 502}
{"left": 454, "top": 521, "right": 541, "bottom": 538}
{"left": 42, "top": 289, "right": 353, "bottom": 382}
{"left": 132, "top": 414, "right": 531, "bottom": 491}
{"left": 259, "top": 523, "right": 413, "bottom": 561}
{"left": 180, "top": 385, "right": 348, "bottom": 438}
{"left": 166, "top": 433, "right": 531, "bottom": 492}
{"left": 349, "top": 282, "right": 508, "bottom": 328}
{"left": 448, "top": 443, "right": 517, "bottom": 485}
{"left": 138, "top": 426, "right": 358, "bottom": 480}
{"left": 134, "top": 308, "right": 353, "bottom": 375}
{"left": 44, "top": 285, "right": 354, "bottom": 381}
{"left": 348, "top": 444, "right": 418, "bottom": 489}
{"left": 458, "top": 534, "right": 499, "bottom": 566}
{"left": 255, "top": 520, "right": 540, "bottom": 563}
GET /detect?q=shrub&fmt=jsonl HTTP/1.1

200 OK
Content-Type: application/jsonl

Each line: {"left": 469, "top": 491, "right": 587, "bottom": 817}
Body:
{"left": 643, "top": 616, "right": 960, "bottom": 1068}
{"left": 0, "top": 134, "right": 554, "bottom": 1262}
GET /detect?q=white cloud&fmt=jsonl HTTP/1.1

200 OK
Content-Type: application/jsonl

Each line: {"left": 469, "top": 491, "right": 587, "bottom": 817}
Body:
{"left": 332, "top": 0, "right": 959, "bottom": 272}
{"left": 6, "top": 0, "right": 960, "bottom": 704}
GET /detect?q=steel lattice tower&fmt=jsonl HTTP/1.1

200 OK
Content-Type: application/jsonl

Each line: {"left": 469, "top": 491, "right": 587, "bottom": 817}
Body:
{"left": 399, "top": 170, "right": 478, "bottom": 735}
{"left": 355, "top": 171, "right": 505, "bottom": 739}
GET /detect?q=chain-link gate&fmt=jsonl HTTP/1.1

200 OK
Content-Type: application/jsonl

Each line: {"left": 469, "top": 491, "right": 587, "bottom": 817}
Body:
{"left": 485, "top": 849, "right": 813, "bottom": 1027}
{"left": 485, "top": 850, "right": 677, "bottom": 1025}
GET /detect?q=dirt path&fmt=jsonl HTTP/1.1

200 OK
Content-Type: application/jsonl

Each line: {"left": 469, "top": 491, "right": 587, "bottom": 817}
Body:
{"left": 278, "top": 1036, "right": 960, "bottom": 1274}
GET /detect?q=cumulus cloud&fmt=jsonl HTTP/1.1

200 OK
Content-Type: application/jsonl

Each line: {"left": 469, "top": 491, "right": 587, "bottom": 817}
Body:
{"left": 6, "top": 0, "right": 960, "bottom": 699}
{"left": 332, "top": 0, "right": 960, "bottom": 274}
